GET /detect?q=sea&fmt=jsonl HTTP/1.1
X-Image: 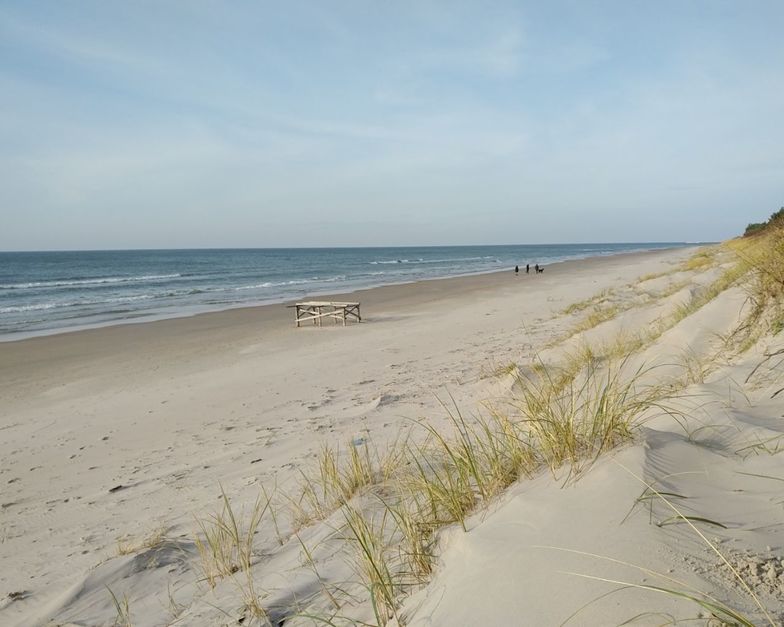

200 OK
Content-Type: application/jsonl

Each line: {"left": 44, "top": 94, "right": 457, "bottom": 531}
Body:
{"left": 0, "top": 243, "right": 689, "bottom": 340}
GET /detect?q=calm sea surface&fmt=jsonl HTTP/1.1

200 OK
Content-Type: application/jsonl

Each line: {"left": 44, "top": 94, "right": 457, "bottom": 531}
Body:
{"left": 0, "top": 244, "right": 688, "bottom": 339}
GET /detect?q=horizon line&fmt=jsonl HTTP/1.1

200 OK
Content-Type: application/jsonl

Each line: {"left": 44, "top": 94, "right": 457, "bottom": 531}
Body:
{"left": 0, "top": 240, "right": 709, "bottom": 254}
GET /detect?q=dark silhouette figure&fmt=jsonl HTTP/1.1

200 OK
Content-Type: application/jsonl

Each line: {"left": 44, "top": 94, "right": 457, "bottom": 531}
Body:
{"left": 526, "top": 264, "right": 530, "bottom": 274}
{"left": 515, "top": 265, "right": 519, "bottom": 275}
{"left": 534, "top": 263, "right": 539, "bottom": 273}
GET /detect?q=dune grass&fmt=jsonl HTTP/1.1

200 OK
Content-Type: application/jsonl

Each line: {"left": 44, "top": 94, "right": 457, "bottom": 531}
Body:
{"left": 482, "top": 360, "right": 519, "bottom": 379}
{"left": 735, "top": 433, "right": 784, "bottom": 459}
{"left": 116, "top": 526, "right": 167, "bottom": 557}
{"left": 647, "top": 277, "right": 690, "bottom": 300}
{"left": 194, "top": 487, "right": 269, "bottom": 587}
{"left": 720, "top": 225, "right": 784, "bottom": 358}
{"left": 513, "top": 357, "right": 674, "bottom": 481}
{"left": 107, "top": 586, "right": 132, "bottom": 627}
{"left": 679, "top": 247, "right": 719, "bottom": 272}
{"left": 556, "top": 247, "right": 729, "bottom": 346}
{"left": 382, "top": 492, "right": 437, "bottom": 583}
{"left": 341, "top": 506, "right": 400, "bottom": 625}
{"left": 560, "top": 260, "right": 725, "bottom": 346}
{"left": 321, "top": 352, "right": 678, "bottom": 623}
{"left": 292, "top": 439, "right": 405, "bottom": 529}
{"left": 193, "top": 487, "right": 272, "bottom": 621}
{"left": 572, "top": 303, "right": 621, "bottom": 334}
{"left": 398, "top": 410, "right": 529, "bottom": 534}
{"left": 677, "top": 347, "right": 709, "bottom": 386}
{"left": 637, "top": 270, "right": 669, "bottom": 283}
{"left": 671, "top": 262, "right": 749, "bottom": 326}
{"left": 294, "top": 532, "right": 342, "bottom": 611}
{"left": 734, "top": 224, "right": 784, "bottom": 299}
{"left": 600, "top": 330, "right": 647, "bottom": 361}
{"left": 562, "top": 288, "right": 614, "bottom": 315}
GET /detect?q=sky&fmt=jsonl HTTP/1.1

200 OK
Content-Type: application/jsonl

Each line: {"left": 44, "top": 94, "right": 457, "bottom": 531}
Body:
{"left": 1, "top": 1, "right": 782, "bottom": 250}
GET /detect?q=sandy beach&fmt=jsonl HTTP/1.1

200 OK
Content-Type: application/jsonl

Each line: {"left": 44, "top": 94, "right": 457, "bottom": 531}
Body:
{"left": 2, "top": 245, "right": 783, "bottom": 626}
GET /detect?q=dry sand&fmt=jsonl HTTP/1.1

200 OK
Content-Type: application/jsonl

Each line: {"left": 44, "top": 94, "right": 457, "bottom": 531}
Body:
{"left": 1, "top": 246, "right": 782, "bottom": 626}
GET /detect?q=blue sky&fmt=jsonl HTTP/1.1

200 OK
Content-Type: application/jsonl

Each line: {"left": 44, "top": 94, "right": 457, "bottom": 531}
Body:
{"left": 1, "top": 1, "right": 782, "bottom": 250}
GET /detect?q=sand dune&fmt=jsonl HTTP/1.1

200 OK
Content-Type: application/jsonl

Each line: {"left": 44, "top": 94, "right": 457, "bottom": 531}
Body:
{"left": 1, "top": 245, "right": 782, "bottom": 626}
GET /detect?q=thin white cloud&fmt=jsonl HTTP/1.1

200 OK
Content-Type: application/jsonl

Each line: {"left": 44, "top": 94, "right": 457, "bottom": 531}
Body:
{"left": 1, "top": 2, "right": 783, "bottom": 249}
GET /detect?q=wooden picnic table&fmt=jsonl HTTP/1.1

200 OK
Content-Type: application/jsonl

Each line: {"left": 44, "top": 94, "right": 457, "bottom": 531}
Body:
{"left": 288, "top": 301, "right": 361, "bottom": 327}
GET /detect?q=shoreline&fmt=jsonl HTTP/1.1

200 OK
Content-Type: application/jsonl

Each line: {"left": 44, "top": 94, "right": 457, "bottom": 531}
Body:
{"left": 0, "top": 245, "right": 694, "bottom": 345}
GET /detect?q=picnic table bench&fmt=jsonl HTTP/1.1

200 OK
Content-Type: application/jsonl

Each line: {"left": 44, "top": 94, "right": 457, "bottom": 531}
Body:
{"left": 288, "top": 301, "right": 361, "bottom": 327}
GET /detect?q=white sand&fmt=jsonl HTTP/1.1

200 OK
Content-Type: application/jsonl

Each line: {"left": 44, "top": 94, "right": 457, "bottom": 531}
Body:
{"left": 1, "top": 246, "right": 782, "bottom": 626}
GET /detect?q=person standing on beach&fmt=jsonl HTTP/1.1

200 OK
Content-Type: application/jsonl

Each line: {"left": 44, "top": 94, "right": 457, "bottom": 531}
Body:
{"left": 526, "top": 263, "right": 530, "bottom": 274}
{"left": 515, "top": 265, "right": 519, "bottom": 275}
{"left": 534, "top": 263, "right": 539, "bottom": 273}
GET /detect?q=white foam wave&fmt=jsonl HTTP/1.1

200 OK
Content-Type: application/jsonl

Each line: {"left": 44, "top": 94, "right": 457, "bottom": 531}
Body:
{"left": 0, "top": 303, "right": 59, "bottom": 313}
{"left": 0, "top": 274, "right": 182, "bottom": 290}
{"left": 370, "top": 256, "right": 497, "bottom": 266}
{"left": 233, "top": 276, "right": 346, "bottom": 291}
{"left": 1, "top": 288, "right": 210, "bottom": 314}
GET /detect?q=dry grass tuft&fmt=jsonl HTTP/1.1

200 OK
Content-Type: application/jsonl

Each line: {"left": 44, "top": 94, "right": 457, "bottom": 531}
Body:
{"left": 341, "top": 505, "right": 399, "bottom": 625}
{"left": 678, "top": 348, "right": 709, "bottom": 386}
{"left": 562, "top": 289, "right": 613, "bottom": 315}
{"left": 293, "top": 439, "right": 402, "bottom": 528}
{"left": 482, "top": 361, "right": 519, "bottom": 379}
{"left": 116, "top": 526, "right": 167, "bottom": 556}
{"left": 193, "top": 487, "right": 271, "bottom": 621}
{"left": 680, "top": 247, "right": 718, "bottom": 272}
{"left": 194, "top": 486, "right": 269, "bottom": 587}
{"left": 573, "top": 303, "right": 621, "bottom": 333}
{"left": 512, "top": 357, "right": 670, "bottom": 480}
{"left": 637, "top": 270, "right": 668, "bottom": 283}
{"left": 107, "top": 587, "right": 132, "bottom": 627}
{"left": 402, "top": 401, "right": 536, "bottom": 531}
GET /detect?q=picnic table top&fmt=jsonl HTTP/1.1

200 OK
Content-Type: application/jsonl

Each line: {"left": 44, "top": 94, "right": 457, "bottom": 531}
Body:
{"left": 288, "top": 301, "right": 360, "bottom": 308}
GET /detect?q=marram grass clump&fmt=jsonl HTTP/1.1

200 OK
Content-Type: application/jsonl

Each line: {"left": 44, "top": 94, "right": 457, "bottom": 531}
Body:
{"left": 511, "top": 356, "right": 673, "bottom": 480}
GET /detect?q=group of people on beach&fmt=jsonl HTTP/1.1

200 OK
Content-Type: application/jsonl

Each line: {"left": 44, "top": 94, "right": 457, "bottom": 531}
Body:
{"left": 514, "top": 263, "right": 543, "bottom": 275}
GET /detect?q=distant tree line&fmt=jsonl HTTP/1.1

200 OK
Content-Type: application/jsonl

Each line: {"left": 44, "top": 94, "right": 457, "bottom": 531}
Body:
{"left": 744, "top": 207, "right": 784, "bottom": 237}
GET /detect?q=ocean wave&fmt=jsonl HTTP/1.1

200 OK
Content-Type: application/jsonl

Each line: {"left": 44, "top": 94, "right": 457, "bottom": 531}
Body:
{"left": 370, "top": 256, "right": 498, "bottom": 265}
{"left": 104, "top": 294, "right": 155, "bottom": 303}
{"left": 0, "top": 303, "right": 60, "bottom": 313}
{"left": 233, "top": 276, "right": 347, "bottom": 291}
{"left": 234, "top": 279, "right": 309, "bottom": 291}
{"left": 0, "top": 273, "right": 183, "bottom": 290}
{"left": 1, "top": 287, "right": 211, "bottom": 313}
